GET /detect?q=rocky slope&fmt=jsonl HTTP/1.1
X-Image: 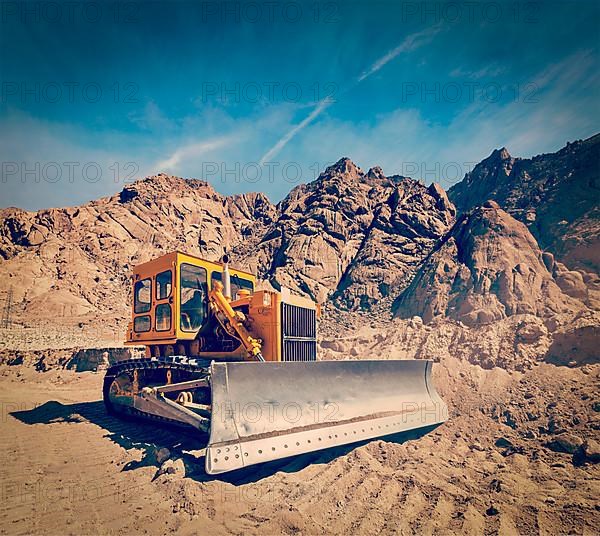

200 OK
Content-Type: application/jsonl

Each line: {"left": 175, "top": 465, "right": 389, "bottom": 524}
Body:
{"left": 0, "top": 136, "right": 598, "bottom": 339}
{"left": 248, "top": 158, "right": 455, "bottom": 306}
{"left": 333, "top": 180, "right": 455, "bottom": 309}
{"left": 393, "top": 201, "right": 592, "bottom": 326}
{"left": 0, "top": 174, "right": 276, "bottom": 328}
{"left": 0, "top": 159, "right": 456, "bottom": 332}
{"left": 448, "top": 133, "right": 600, "bottom": 273}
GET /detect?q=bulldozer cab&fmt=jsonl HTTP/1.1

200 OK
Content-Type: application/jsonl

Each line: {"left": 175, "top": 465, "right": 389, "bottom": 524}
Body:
{"left": 126, "top": 251, "right": 319, "bottom": 362}
{"left": 127, "top": 251, "right": 256, "bottom": 346}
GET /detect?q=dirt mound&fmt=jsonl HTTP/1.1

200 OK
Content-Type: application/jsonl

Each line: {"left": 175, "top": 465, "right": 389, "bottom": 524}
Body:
{"left": 0, "top": 346, "right": 143, "bottom": 372}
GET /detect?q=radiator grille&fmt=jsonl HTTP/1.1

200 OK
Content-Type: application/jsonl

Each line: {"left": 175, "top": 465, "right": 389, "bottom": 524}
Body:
{"left": 281, "top": 303, "right": 316, "bottom": 338}
{"left": 281, "top": 303, "right": 317, "bottom": 362}
{"left": 283, "top": 339, "right": 317, "bottom": 362}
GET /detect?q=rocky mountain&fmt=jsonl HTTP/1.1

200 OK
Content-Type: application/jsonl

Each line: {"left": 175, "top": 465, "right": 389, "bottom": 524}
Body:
{"left": 393, "top": 201, "right": 592, "bottom": 326}
{"left": 245, "top": 158, "right": 456, "bottom": 306}
{"left": 0, "top": 160, "right": 455, "bottom": 328}
{"left": 448, "top": 133, "right": 600, "bottom": 273}
{"left": 0, "top": 135, "right": 598, "bottom": 337}
{"left": 2, "top": 141, "right": 598, "bottom": 536}
{"left": 0, "top": 174, "right": 276, "bottom": 325}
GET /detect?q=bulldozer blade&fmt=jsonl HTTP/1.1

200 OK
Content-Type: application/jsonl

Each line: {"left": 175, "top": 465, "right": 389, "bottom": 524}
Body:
{"left": 205, "top": 359, "right": 447, "bottom": 475}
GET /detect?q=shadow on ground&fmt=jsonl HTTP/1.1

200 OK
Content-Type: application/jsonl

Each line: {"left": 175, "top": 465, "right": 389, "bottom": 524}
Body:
{"left": 12, "top": 400, "right": 441, "bottom": 484}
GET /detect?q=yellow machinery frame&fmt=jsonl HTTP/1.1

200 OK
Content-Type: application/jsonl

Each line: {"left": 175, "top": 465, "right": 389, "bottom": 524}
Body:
{"left": 125, "top": 251, "right": 316, "bottom": 362}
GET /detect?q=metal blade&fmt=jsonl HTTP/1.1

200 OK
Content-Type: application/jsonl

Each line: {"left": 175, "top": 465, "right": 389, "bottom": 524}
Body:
{"left": 206, "top": 359, "right": 447, "bottom": 474}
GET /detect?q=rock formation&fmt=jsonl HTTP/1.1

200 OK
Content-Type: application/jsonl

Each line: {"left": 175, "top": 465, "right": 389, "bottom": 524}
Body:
{"left": 393, "top": 201, "right": 584, "bottom": 326}
{"left": 251, "top": 158, "right": 455, "bottom": 306}
{"left": 0, "top": 135, "right": 597, "bottom": 333}
{"left": 0, "top": 174, "right": 275, "bottom": 325}
{"left": 334, "top": 180, "right": 455, "bottom": 308}
{"left": 448, "top": 133, "right": 600, "bottom": 273}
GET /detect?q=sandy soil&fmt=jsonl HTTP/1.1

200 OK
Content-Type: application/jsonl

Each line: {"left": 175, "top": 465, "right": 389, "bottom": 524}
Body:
{"left": 1, "top": 351, "right": 598, "bottom": 536}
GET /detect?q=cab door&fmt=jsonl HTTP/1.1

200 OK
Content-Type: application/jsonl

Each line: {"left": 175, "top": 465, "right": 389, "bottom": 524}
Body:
{"left": 153, "top": 267, "right": 175, "bottom": 338}
{"left": 177, "top": 261, "right": 209, "bottom": 338}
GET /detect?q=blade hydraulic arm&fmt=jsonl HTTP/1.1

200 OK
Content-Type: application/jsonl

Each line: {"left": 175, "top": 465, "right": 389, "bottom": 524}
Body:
{"left": 208, "top": 281, "right": 265, "bottom": 362}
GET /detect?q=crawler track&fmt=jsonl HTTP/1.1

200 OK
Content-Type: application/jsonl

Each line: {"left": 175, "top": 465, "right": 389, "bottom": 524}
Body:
{"left": 102, "top": 356, "right": 211, "bottom": 426}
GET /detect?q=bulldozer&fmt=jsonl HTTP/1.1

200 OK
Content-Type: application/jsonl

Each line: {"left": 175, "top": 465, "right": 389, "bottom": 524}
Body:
{"left": 103, "top": 251, "right": 447, "bottom": 474}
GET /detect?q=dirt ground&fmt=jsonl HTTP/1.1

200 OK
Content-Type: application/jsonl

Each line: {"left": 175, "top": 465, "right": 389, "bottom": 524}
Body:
{"left": 1, "top": 350, "right": 598, "bottom": 536}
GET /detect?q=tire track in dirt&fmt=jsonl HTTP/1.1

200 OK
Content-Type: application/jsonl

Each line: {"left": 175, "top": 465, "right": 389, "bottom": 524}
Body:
{"left": 2, "top": 361, "right": 600, "bottom": 535}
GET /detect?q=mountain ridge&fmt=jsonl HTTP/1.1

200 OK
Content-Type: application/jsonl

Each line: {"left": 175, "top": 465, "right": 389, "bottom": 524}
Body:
{"left": 0, "top": 135, "right": 598, "bottom": 335}
{"left": 449, "top": 132, "right": 600, "bottom": 273}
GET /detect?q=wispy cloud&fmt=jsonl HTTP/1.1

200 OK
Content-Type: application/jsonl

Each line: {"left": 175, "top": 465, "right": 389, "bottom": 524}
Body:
{"left": 259, "top": 26, "right": 443, "bottom": 164}
{"left": 259, "top": 98, "right": 333, "bottom": 165}
{"left": 128, "top": 101, "right": 176, "bottom": 132}
{"left": 291, "top": 50, "right": 599, "bottom": 191}
{"left": 449, "top": 63, "right": 506, "bottom": 80}
{"left": 357, "top": 24, "right": 443, "bottom": 82}
{"left": 156, "top": 135, "right": 235, "bottom": 171}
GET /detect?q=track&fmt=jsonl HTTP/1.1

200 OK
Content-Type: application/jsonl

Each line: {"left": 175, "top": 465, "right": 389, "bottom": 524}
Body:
{"left": 102, "top": 356, "right": 210, "bottom": 426}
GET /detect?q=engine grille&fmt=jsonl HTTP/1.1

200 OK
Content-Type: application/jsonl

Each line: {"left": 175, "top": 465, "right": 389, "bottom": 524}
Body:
{"left": 281, "top": 303, "right": 317, "bottom": 362}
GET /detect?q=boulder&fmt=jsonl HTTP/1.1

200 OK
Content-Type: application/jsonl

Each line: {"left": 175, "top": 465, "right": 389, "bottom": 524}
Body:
{"left": 554, "top": 264, "right": 588, "bottom": 300}
{"left": 157, "top": 458, "right": 186, "bottom": 478}
{"left": 494, "top": 437, "right": 514, "bottom": 448}
{"left": 67, "top": 348, "right": 133, "bottom": 372}
{"left": 546, "top": 434, "right": 584, "bottom": 454}
{"left": 155, "top": 447, "right": 171, "bottom": 465}
{"left": 516, "top": 319, "right": 548, "bottom": 344}
{"left": 542, "top": 251, "right": 555, "bottom": 272}
{"left": 582, "top": 439, "right": 600, "bottom": 463}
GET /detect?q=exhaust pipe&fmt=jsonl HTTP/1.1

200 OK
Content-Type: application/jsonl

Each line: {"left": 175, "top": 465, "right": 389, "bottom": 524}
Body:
{"left": 222, "top": 253, "right": 231, "bottom": 300}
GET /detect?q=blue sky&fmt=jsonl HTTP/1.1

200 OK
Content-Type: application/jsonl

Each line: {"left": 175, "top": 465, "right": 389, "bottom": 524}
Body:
{"left": 1, "top": 0, "right": 599, "bottom": 210}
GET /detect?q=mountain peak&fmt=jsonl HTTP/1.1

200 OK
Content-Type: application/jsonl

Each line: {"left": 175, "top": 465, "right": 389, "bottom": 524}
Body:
{"left": 325, "top": 157, "right": 362, "bottom": 177}
{"left": 488, "top": 147, "right": 512, "bottom": 161}
{"left": 117, "top": 174, "right": 218, "bottom": 204}
{"left": 449, "top": 133, "right": 600, "bottom": 272}
{"left": 366, "top": 166, "right": 385, "bottom": 180}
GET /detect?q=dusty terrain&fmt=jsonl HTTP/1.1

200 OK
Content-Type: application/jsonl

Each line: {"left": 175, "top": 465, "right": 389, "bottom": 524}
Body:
{"left": 1, "top": 321, "right": 599, "bottom": 536}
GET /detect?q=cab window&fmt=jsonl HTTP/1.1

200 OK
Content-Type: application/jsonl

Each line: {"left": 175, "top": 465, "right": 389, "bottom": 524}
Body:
{"left": 211, "top": 271, "right": 254, "bottom": 300}
{"left": 156, "top": 270, "right": 172, "bottom": 300}
{"left": 180, "top": 263, "right": 207, "bottom": 332}
{"left": 155, "top": 303, "right": 171, "bottom": 331}
{"left": 134, "top": 278, "right": 151, "bottom": 313}
{"left": 134, "top": 315, "right": 151, "bottom": 333}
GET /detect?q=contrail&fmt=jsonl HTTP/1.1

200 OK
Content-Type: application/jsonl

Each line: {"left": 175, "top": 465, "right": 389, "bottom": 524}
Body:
{"left": 157, "top": 136, "right": 233, "bottom": 170}
{"left": 259, "top": 98, "right": 333, "bottom": 165}
{"left": 259, "top": 25, "right": 443, "bottom": 163}
{"left": 358, "top": 24, "right": 443, "bottom": 82}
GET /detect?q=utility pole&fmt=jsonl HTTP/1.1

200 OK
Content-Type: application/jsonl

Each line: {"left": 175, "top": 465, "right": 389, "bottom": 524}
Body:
{"left": 2, "top": 286, "right": 13, "bottom": 329}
